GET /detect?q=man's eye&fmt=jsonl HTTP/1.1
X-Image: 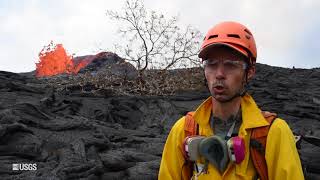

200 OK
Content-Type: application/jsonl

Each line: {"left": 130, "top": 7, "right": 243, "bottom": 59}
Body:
{"left": 207, "top": 62, "right": 218, "bottom": 68}
{"left": 224, "top": 62, "right": 239, "bottom": 69}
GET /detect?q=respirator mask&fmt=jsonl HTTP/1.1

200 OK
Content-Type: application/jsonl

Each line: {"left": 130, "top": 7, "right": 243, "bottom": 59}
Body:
{"left": 183, "top": 119, "right": 245, "bottom": 173}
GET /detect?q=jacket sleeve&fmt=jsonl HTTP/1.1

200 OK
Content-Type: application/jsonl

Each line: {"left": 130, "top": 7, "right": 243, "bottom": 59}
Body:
{"left": 265, "top": 118, "right": 304, "bottom": 180}
{"left": 158, "top": 117, "right": 192, "bottom": 180}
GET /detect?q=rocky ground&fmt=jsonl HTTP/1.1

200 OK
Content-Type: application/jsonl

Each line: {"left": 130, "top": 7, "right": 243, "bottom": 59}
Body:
{"left": 0, "top": 55, "right": 320, "bottom": 179}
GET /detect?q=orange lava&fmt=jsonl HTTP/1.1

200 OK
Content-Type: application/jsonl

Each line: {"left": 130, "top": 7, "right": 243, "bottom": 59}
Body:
{"left": 35, "top": 42, "right": 90, "bottom": 77}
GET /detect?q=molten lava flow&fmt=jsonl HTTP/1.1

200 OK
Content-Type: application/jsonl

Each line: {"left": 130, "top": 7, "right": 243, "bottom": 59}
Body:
{"left": 73, "top": 57, "right": 93, "bottom": 73}
{"left": 35, "top": 42, "right": 91, "bottom": 77}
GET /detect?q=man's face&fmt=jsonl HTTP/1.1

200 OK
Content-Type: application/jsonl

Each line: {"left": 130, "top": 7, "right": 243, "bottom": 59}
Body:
{"left": 203, "top": 46, "right": 254, "bottom": 102}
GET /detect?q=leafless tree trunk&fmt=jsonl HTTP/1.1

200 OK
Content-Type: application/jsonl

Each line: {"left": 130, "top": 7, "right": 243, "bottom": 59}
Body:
{"left": 107, "top": 0, "right": 202, "bottom": 73}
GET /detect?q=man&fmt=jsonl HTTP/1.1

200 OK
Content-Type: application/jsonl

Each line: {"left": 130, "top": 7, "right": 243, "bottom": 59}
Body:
{"left": 158, "top": 21, "right": 304, "bottom": 180}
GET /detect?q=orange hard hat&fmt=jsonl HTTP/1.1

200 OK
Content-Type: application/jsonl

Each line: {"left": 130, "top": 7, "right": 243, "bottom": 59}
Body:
{"left": 199, "top": 21, "right": 257, "bottom": 65}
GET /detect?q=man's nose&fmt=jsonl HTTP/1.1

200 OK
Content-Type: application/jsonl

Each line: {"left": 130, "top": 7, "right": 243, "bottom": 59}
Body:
{"left": 215, "top": 63, "right": 226, "bottom": 79}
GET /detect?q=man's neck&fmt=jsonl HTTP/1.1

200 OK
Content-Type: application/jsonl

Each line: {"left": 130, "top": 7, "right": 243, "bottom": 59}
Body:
{"left": 211, "top": 96, "right": 241, "bottom": 122}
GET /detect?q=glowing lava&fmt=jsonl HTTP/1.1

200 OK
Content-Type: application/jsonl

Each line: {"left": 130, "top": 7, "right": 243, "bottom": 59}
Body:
{"left": 35, "top": 42, "right": 91, "bottom": 77}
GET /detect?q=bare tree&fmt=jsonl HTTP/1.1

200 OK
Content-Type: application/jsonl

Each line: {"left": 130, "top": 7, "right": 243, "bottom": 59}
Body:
{"left": 107, "top": 0, "right": 202, "bottom": 74}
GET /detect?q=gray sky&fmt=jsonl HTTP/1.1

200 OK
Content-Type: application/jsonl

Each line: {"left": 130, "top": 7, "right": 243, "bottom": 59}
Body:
{"left": 1, "top": 0, "right": 320, "bottom": 73}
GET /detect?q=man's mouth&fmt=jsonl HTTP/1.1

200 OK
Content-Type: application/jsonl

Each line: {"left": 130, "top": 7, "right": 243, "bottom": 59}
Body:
{"left": 213, "top": 85, "right": 225, "bottom": 94}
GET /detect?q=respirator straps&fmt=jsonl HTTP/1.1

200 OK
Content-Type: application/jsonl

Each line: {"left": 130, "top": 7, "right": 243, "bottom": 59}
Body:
{"left": 226, "top": 120, "right": 237, "bottom": 140}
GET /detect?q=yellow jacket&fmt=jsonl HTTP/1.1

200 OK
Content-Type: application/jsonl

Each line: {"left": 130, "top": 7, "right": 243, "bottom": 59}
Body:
{"left": 158, "top": 94, "right": 304, "bottom": 180}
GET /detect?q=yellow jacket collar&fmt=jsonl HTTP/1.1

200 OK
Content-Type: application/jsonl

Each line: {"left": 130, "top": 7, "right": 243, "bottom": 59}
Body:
{"left": 192, "top": 93, "right": 270, "bottom": 129}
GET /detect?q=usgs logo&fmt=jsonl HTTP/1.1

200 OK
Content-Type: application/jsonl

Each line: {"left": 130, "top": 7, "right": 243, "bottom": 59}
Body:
{"left": 12, "top": 163, "right": 37, "bottom": 171}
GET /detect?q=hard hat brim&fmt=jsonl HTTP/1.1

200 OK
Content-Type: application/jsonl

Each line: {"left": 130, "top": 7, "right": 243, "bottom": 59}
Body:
{"left": 198, "top": 43, "right": 249, "bottom": 59}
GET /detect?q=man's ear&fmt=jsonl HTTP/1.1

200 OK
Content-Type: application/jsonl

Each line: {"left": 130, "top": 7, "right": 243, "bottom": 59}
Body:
{"left": 247, "top": 65, "right": 256, "bottom": 81}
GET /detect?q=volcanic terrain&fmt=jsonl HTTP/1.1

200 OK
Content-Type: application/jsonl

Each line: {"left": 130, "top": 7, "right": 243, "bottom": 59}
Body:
{"left": 0, "top": 52, "right": 319, "bottom": 179}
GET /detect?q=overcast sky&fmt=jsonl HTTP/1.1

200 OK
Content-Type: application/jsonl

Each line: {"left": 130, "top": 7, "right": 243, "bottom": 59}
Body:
{"left": 1, "top": 0, "right": 320, "bottom": 73}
